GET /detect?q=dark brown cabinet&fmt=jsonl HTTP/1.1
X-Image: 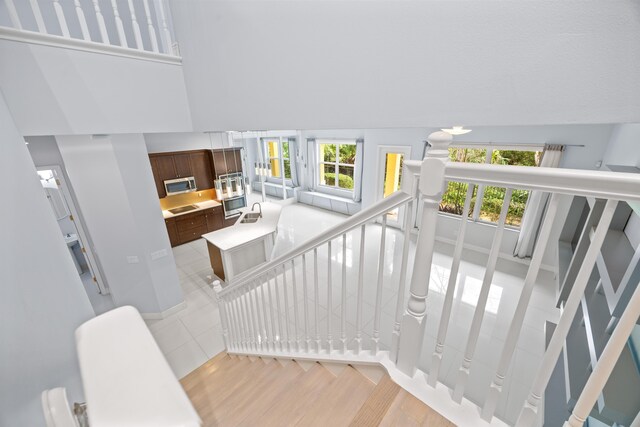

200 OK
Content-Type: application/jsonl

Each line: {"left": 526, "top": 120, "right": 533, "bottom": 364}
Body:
{"left": 165, "top": 218, "right": 179, "bottom": 247}
{"left": 173, "top": 154, "right": 192, "bottom": 178}
{"left": 211, "top": 148, "right": 243, "bottom": 177}
{"left": 149, "top": 150, "right": 216, "bottom": 198}
{"left": 189, "top": 151, "right": 214, "bottom": 192}
{"left": 204, "top": 206, "right": 224, "bottom": 232}
{"left": 150, "top": 157, "right": 168, "bottom": 198}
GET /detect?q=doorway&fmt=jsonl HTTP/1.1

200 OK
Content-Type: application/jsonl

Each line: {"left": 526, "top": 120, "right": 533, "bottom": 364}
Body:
{"left": 37, "top": 166, "right": 114, "bottom": 314}
{"left": 376, "top": 146, "right": 412, "bottom": 228}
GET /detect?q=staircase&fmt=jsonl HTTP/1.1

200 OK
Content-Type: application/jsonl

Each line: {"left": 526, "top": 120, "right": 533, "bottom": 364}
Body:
{"left": 181, "top": 351, "right": 453, "bottom": 426}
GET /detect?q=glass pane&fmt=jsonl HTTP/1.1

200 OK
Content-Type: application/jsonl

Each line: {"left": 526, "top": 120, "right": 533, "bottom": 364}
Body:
{"left": 382, "top": 153, "right": 404, "bottom": 198}
{"left": 284, "top": 159, "right": 292, "bottom": 179}
{"left": 320, "top": 144, "right": 336, "bottom": 162}
{"left": 338, "top": 165, "right": 354, "bottom": 189}
{"left": 270, "top": 158, "right": 281, "bottom": 178}
{"left": 479, "top": 186, "right": 529, "bottom": 226}
{"left": 449, "top": 148, "right": 486, "bottom": 163}
{"left": 491, "top": 150, "right": 541, "bottom": 166}
{"left": 267, "top": 140, "right": 280, "bottom": 159}
{"left": 338, "top": 144, "right": 356, "bottom": 165}
{"left": 282, "top": 141, "right": 290, "bottom": 160}
{"left": 439, "top": 182, "right": 478, "bottom": 217}
{"left": 320, "top": 164, "right": 336, "bottom": 186}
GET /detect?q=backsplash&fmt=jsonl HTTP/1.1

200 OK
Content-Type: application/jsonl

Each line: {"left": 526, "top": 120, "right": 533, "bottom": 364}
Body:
{"left": 159, "top": 189, "right": 217, "bottom": 211}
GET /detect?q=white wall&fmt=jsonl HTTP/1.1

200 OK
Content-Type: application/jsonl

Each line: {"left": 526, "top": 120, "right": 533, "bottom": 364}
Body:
{"left": 602, "top": 123, "right": 640, "bottom": 168}
{"left": 57, "top": 134, "right": 183, "bottom": 314}
{"left": 0, "top": 93, "right": 95, "bottom": 426}
{"left": 170, "top": 0, "right": 640, "bottom": 131}
{"left": 0, "top": 38, "right": 192, "bottom": 136}
{"left": 144, "top": 131, "right": 229, "bottom": 153}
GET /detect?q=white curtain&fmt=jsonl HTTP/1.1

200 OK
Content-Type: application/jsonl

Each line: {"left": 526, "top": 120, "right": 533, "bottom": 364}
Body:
{"left": 306, "top": 138, "right": 317, "bottom": 190}
{"left": 352, "top": 139, "right": 364, "bottom": 202}
{"left": 513, "top": 144, "right": 565, "bottom": 258}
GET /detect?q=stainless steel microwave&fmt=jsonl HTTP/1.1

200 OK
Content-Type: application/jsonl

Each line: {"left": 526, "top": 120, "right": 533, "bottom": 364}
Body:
{"left": 164, "top": 176, "right": 197, "bottom": 196}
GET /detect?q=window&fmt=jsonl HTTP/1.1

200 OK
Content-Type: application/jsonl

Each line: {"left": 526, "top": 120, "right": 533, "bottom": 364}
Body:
{"left": 263, "top": 138, "right": 292, "bottom": 181}
{"left": 318, "top": 140, "right": 356, "bottom": 191}
{"left": 438, "top": 146, "right": 542, "bottom": 227}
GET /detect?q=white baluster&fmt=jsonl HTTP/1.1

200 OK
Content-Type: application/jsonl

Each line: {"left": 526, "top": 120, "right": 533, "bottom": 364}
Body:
{"left": 142, "top": 0, "right": 159, "bottom": 52}
{"left": 471, "top": 149, "right": 493, "bottom": 220}
{"left": 397, "top": 131, "right": 452, "bottom": 375}
{"left": 212, "top": 281, "right": 229, "bottom": 349}
{"left": 453, "top": 188, "right": 513, "bottom": 403}
{"left": 327, "top": 240, "right": 333, "bottom": 352}
{"left": 230, "top": 294, "right": 241, "bottom": 351}
{"left": 427, "top": 184, "right": 474, "bottom": 386}
{"left": 73, "top": 0, "right": 91, "bottom": 40}
{"left": 340, "top": 233, "right": 347, "bottom": 354}
{"left": 565, "top": 273, "right": 640, "bottom": 426}
{"left": 250, "top": 283, "right": 263, "bottom": 350}
{"left": 482, "top": 193, "right": 563, "bottom": 420}
{"left": 5, "top": 0, "right": 22, "bottom": 30}
{"left": 355, "top": 224, "right": 366, "bottom": 353}
{"left": 291, "top": 260, "right": 300, "bottom": 352}
{"left": 52, "top": 0, "right": 70, "bottom": 38}
{"left": 302, "top": 254, "right": 311, "bottom": 352}
{"left": 517, "top": 199, "right": 618, "bottom": 427}
{"left": 241, "top": 291, "right": 254, "bottom": 351}
{"left": 109, "top": 0, "right": 128, "bottom": 47}
{"left": 91, "top": 0, "right": 110, "bottom": 43}
{"left": 126, "top": 0, "right": 144, "bottom": 49}
{"left": 233, "top": 293, "right": 246, "bottom": 351}
{"left": 282, "top": 264, "right": 292, "bottom": 352}
{"left": 267, "top": 272, "right": 279, "bottom": 351}
{"left": 259, "top": 278, "right": 271, "bottom": 351}
{"left": 371, "top": 215, "right": 387, "bottom": 355}
{"left": 391, "top": 184, "right": 419, "bottom": 362}
{"left": 314, "top": 248, "right": 321, "bottom": 352}
{"left": 154, "top": 0, "right": 173, "bottom": 54}
{"left": 29, "top": 0, "right": 46, "bottom": 33}
{"left": 273, "top": 270, "right": 284, "bottom": 351}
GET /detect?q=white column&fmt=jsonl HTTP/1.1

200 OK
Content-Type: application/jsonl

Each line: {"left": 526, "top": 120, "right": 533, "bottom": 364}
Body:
{"left": 142, "top": 0, "right": 160, "bottom": 52}
{"left": 340, "top": 234, "right": 348, "bottom": 354}
{"left": 396, "top": 131, "right": 452, "bottom": 375}
{"left": 91, "top": 0, "right": 110, "bottom": 44}
{"left": 481, "top": 192, "right": 563, "bottom": 421}
{"left": 5, "top": 0, "right": 22, "bottom": 30}
{"left": 126, "top": 0, "right": 144, "bottom": 49}
{"left": 516, "top": 199, "right": 618, "bottom": 427}
{"left": 52, "top": 0, "right": 70, "bottom": 37}
{"left": 154, "top": 0, "right": 173, "bottom": 54}
{"left": 290, "top": 260, "right": 300, "bottom": 351}
{"left": 313, "top": 248, "right": 321, "bottom": 352}
{"left": 371, "top": 215, "right": 387, "bottom": 355}
{"left": 110, "top": 0, "right": 128, "bottom": 47}
{"left": 427, "top": 183, "right": 474, "bottom": 387}
{"left": 355, "top": 224, "right": 366, "bottom": 354}
{"left": 302, "top": 254, "right": 311, "bottom": 352}
{"left": 327, "top": 240, "right": 333, "bottom": 352}
{"left": 73, "top": 0, "right": 91, "bottom": 40}
{"left": 29, "top": 0, "right": 46, "bottom": 33}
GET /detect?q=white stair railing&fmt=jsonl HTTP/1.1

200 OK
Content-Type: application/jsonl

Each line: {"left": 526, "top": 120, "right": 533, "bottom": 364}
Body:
{"left": 0, "top": 0, "right": 178, "bottom": 58}
{"left": 214, "top": 131, "right": 640, "bottom": 426}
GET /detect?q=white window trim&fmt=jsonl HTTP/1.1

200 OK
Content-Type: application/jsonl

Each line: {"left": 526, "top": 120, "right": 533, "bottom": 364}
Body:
{"left": 316, "top": 139, "right": 357, "bottom": 196}
{"left": 262, "top": 137, "right": 294, "bottom": 186}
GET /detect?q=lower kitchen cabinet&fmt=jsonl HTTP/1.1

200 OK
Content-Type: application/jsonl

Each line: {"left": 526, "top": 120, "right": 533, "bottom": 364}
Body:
{"left": 165, "top": 205, "right": 229, "bottom": 247}
{"left": 204, "top": 207, "right": 223, "bottom": 232}
{"left": 165, "top": 218, "right": 180, "bottom": 247}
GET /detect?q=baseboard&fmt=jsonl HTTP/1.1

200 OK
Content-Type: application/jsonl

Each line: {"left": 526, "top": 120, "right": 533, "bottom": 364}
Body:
{"left": 140, "top": 301, "right": 186, "bottom": 320}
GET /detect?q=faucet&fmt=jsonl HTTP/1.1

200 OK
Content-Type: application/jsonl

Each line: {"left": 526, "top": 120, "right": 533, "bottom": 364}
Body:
{"left": 251, "top": 202, "right": 262, "bottom": 218}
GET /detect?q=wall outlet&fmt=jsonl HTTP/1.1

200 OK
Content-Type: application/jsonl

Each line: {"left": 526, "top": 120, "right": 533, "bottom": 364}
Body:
{"left": 151, "top": 249, "right": 168, "bottom": 260}
{"left": 126, "top": 256, "right": 139, "bottom": 264}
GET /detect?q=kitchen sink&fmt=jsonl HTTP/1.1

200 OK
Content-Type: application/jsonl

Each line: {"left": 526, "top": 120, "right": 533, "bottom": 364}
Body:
{"left": 240, "top": 212, "right": 261, "bottom": 223}
{"left": 168, "top": 204, "right": 199, "bottom": 214}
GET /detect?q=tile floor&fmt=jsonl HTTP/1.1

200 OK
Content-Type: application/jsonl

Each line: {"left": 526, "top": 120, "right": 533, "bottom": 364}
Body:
{"left": 146, "top": 193, "right": 559, "bottom": 425}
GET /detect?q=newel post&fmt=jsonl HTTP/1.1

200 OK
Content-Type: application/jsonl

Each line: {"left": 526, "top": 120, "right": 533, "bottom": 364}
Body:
{"left": 396, "top": 131, "right": 452, "bottom": 375}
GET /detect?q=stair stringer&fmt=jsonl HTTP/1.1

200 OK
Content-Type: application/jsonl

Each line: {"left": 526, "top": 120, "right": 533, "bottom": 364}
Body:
{"left": 228, "top": 349, "right": 510, "bottom": 427}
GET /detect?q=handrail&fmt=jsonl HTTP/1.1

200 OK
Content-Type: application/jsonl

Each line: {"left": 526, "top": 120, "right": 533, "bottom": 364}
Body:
{"left": 220, "top": 190, "right": 414, "bottom": 296}
{"left": 444, "top": 163, "right": 640, "bottom": 201}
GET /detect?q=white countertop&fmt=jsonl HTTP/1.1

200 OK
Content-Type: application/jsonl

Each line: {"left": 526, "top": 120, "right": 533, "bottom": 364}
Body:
{"left": 75, "top": 306, "right": 200, "bottom": 427}
{"left": 202, "top": 202, "right": 282, "bottom": 251}
{"left": 162, "top": 199, "right": 221, "bottom": 219}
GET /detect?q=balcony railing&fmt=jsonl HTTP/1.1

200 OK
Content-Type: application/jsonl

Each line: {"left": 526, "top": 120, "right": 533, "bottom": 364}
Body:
{"left": 0, "top": 0, "right": 178, "bottom": 60}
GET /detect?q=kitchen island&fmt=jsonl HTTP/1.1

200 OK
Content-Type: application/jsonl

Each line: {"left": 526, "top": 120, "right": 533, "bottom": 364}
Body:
{"left": 202, "top": 202, "right": 282, "bottom": 283}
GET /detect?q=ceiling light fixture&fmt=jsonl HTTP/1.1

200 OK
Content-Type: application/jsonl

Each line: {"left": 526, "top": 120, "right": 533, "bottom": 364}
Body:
{"left": 441, "top": 126, "right": 472, "bottom": 135}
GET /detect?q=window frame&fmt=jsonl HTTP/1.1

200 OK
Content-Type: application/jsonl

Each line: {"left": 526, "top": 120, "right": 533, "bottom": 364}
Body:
{"left": 316, "top": 139, "right": 357, "bottom": 196}
{"left": 261, "top": 137, "right": 293, "bottom": 185}
{"left": 435, "top": 143, "right": 544, "bottom": 229}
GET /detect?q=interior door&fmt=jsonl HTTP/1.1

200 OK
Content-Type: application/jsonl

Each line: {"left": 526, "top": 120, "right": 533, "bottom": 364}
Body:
{"left": 376, "top": 146, "right": 412, "bottom": 229}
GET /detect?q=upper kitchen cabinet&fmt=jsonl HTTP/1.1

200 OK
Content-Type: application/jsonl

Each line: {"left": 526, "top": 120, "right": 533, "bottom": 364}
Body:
{"left": 212, "top": 148, "right": 243, "bottom": 177}
{"left": 189, "top": 151, "right": 214, "bottom": 191}
{"left": 173, "top": 154, "right": 192, "bottom": 178}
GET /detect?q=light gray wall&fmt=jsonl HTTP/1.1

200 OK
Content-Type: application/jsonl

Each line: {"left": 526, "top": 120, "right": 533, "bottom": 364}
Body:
{"left": 171, "top": 0, "right": 640, "bottom": 131}
{"left": 56, "top": 134, "right": 183, "bottom": 314}
{"left": 144, "top": 131, "right": 228, "bottom": 153}
{"left": 0, "top": 93, "right": 95, "bottom": 426}
{"left": 602, "top": 123, "right": 640, "bottom": 168}
{"left": 0, "top": 38, "right": 192, "bottom": 136}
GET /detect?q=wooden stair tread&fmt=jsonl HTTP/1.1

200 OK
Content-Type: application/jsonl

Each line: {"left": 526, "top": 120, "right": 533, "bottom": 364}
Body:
{"left": 294, "top": 365, "right": 375, "bottom": 426}
{"left": 379, "top": 389, "right": 454, "bottom": 427}
{"left": 180, "top": 353, "right": 250, "bottom": 392}
{"left": 241, "top": 362, "right": 337, "bottom": 427}
{"left": 349, "top": 374, "right": 401, "bottom": 427}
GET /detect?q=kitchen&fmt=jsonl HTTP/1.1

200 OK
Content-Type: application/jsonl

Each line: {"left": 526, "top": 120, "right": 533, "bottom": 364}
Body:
{"left": 149, "top": 146, "right": 281, "bottom": 283}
